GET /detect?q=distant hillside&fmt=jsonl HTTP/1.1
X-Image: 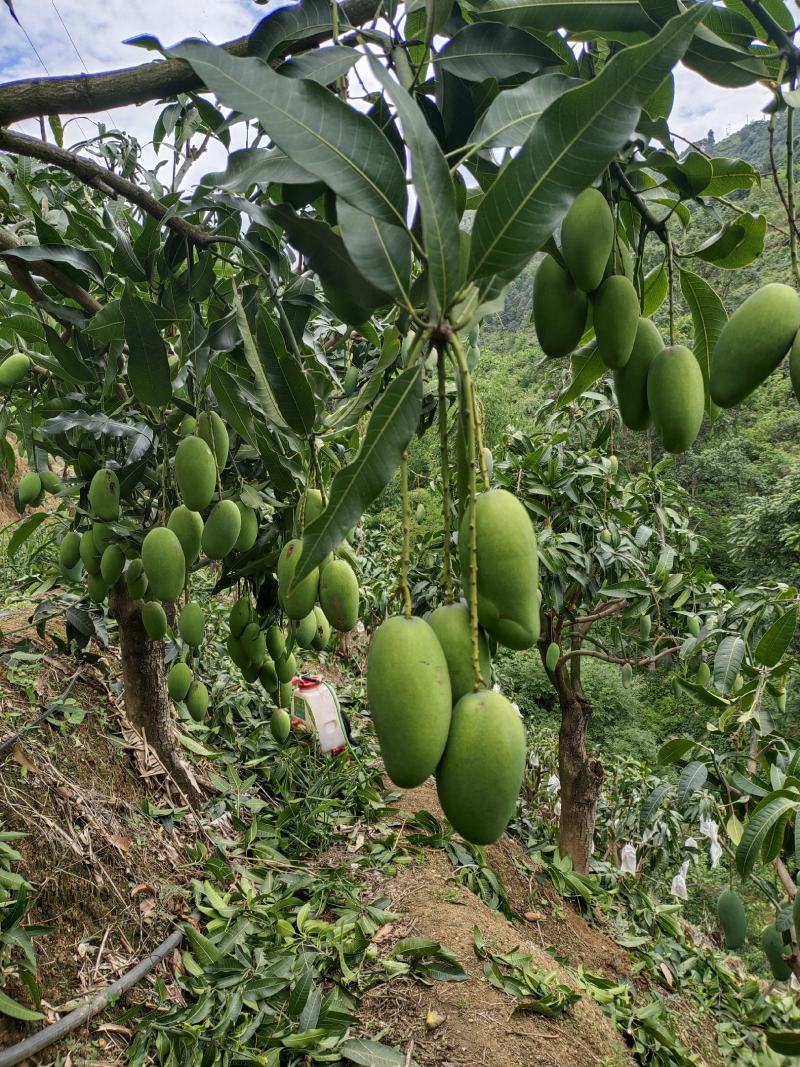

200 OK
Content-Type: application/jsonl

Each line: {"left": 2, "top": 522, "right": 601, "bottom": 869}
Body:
{"left": 699, "top": 110, "right": 795, "bottom": 170}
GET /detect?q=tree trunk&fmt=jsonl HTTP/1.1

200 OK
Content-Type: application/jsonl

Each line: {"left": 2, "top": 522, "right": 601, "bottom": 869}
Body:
{"left": 557, "top": 692, "right": 604, "bottom": 874}
{"left": 111, "top": 584, "right": 202, "bottom": 805}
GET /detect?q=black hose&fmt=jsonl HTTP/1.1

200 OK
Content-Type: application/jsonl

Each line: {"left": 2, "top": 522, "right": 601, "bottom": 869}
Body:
{"left": 0, "top": 926, "right": 183, "bottom": 1067}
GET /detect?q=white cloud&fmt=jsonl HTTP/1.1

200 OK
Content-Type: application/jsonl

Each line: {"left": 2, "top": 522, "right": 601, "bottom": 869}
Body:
{"left": 672, "top": 66, "right": 767, "bottom": 144}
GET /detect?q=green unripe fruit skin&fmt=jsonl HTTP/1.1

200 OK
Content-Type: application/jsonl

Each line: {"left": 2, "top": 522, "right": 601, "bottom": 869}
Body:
{"left": 266, "top": 625, "right": 286, "bottom": 661}
{"left": 545, "top": 642, "right": 560, "bottom": 673}
{"left": 613, "top": 318, "right": 663, "bottom": 432}
{"left": 295, "top": 488, "right": 324, "bottom": 533}
{"left": 367, "top": 615, "right": 452, "bottom": 789}
{"left": 621, "top": 663, "right": 633, "bottom": 688}
{"left": 259, "top": 659, "right": 279, "bottom": 693}
{"left": 229, "top": 598, "right": 254, "bottom": 639}
{"left": 717, "top": 889, "right": 747, "bottom": 950}
{"left": 17, "top": 472, "right": 42, "bottom": 507}
{"left": 603, "top": 239, "right": 634, "bottom": 281}
{"left": 696, "top": 661, "right": 711, "bottom": 685}
{"left": 167, "top": 662, "right": 193, "bottom": 702}
{"left": 167, "top": 506, "right": 204, "bottom": 566}
{"left": 278, "top": 680, "right": 293, "bottom": 709}
{"left": 293, "top": 611, "right": 317, "bottom": 650}
{"left": 428, "top": 602, "right": 491, "bottom": 704}
{"left": 227, "top": 634, "right": 250, "bottom": 670}
{"left": 235, "top": 503, "right": 258, "bottom": 552}
{"left": 87, "top": 573, "right": 107, "bottom": 604}
{"left": 647, "top": 345, "right": 705, "bottom": 454}
{"left": 88, "top": 468, "right": 120, "bottom": 521}
{"left": 180, "top": 414, "right": 197, "bottom": 437}
{"left": 276, "top": 652, "right": 297, "bottom": 684}
{"left": 277, "top": 539, "right": 319, "bottom": 620}
{"left": 436, "top": 690, "right": 525, "bottom": 845}
{"left": 174, "top": 435, "right": 217, "bottom": 512}
{"left": 533, "top": 254, "right": 588, "bottom": 358}
{"left": 241, "top": 661, "right": 261, "bottom": 683}
{"left": 59, "top": 530, "right": 81, "bottom": 571}
{"left": 142, "top": 527, "right": 185, "bottom": 602}
{"left": 790, "top": 330, "right": 800, "bottom": 403}
{"left": 458, "top": 489, "right": 540, "bottom": 651}
{"left": 202, "top": 500, "right": 241, "bottom": 561}
{"left": 0, "top": 353, "right": 31, "bottom": 389}
{"left": 312, "top": 606, "right": 331, "bottom": 651}
{"left": 242, "top": 622, "right": 267, "bottom": 667}
{"left": 271, "top": 708, "right": 292, "bottom": 742}
{"left": 710, "top": 283, "right": 800, "bottom": 408}
{"left": 343, "top": 365, "right": 358, "bottom": 394}
{"left": 100, "top": 544, "right": 125, "bottom": 587}
{"left": 761, "top": 924, "right": 791, "bottom": 980}
{"left": 639, "top": 615, "right": 652, "bottom": 641}
{"left": 198, "top": 411, "right": 229, "bottom": 469}
{"left": 80, "top": 530, "right": 102, "bottom": 576}
{"left": 185, "top": 681, "right": 209, "bottom": 723}
{"left": 319, "top": 558, "right": 359, "bottom": 632}
{"left": 609, "top": 455, "right": 619, "bottom": 476}
{"left": 179, "top": 602, "right": 205, "bottom": 647}
{"left": 39, "top": 470, "right": 61, "bottom": 494}
{"left": 92, "top": 522, "right": 114, "bottom": 553}
{"left": 687, "top": 615, "right": 701, "bottom": 637}
{"left": 561, "top": 188, "right": 614, "bottom": 293}
{"left": 593, "top": 275, "right": 639, "bottom": 369}
{"left": 126, "top": 559, "right": 148, "bottom": 600}
{"left": 142, "top": 601, "right": 168, "bottom": 640}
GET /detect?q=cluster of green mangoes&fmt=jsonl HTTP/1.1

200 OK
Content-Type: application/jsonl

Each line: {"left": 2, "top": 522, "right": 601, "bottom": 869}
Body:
{"left": 367, "top": 488, "right": 539, "bottom": 845}
{"left": 533, "top": 188, "right": 706, "bottom": 454}
{"left": 717, "top": 887, "right": 797, "bottom": 980}
{"left": 14, "top": 467, "right": 62, "bottom": 511}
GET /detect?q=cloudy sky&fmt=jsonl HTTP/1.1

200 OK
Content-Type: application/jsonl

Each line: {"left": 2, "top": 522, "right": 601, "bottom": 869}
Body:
{"left": 0, "top": 0, "right": 772, "bottom": 167}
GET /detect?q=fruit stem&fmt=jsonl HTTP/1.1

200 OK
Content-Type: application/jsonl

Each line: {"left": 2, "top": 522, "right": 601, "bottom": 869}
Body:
{"left": 666, "top": 241, "right": 675, "bottom": 346}
{"left": 449, "top": 332, "right": 484, "bottom": 691}
{"left": 471, "top": 389, "right": 491, "bottom": 492}
{"left": 400, "top": 449, "right": 412, "bottom": 618}
{"left": 787, "top": 90, "right": 800, "bottom": 286}
{"left": 437, "top": 346, "right": 454, "bottom": 603}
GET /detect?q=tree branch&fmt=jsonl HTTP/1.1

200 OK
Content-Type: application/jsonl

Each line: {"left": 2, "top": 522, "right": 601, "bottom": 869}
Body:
{"left": 556, "top": 644, "right": 679, "bottom": 669}
{"left": 573, "top": 600, "right": 627, "bottom": 626}
{"left": 0, "top": 225, "right": 102, "bottom": 315}
{"left": 0, "top": 0, "right": 381, "bottom": 127}
{"left": 611, "top": 162, "right": 670, "bottom": 246}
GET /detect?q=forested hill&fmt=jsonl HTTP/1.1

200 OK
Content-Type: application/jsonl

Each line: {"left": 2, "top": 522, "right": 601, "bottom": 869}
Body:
{"left": 700, "top": 111, "right": 791, "bottom": 168}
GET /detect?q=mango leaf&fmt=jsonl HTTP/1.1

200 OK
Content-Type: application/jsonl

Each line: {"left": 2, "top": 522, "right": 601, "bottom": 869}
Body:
{"left": 674, "top": 676, "right": 730, "bottom": 708}
{"left": 468, "top": 5, "right": 705, "bottom": 282}
{"left": 755, "top": 609, "right": 798, "bottom": 668}
{"left": 120, "top": 288, "right": 172, "bottom": 408}
{"left": 713, "top": 635, "right": 745, "bottom": 694}
{"left": 657, "top": 737, "right": 697, "bottom": 765}
{"left": 171, "top": 41, "right": 407, "bottom": 226}
{"left": 767, "top": 1032, "right": 800, "bottom": 1057}
{"left": 336, "top": 199, "right": 412, "bottom": 303}
{"left": 257, "top": 310, "right": 316, "bottom": 436}
{"left": 7, "top": 512, "right": 49, "bottom": 557}
{"left": 677, "top": 760, "right": 708, "bottom": 801}
{"left": 435, "top": 22, "right": 561, "bottom": 82}
{"left": 640, "top": 781, "right": 671, "bottom": 831}
{"left": 292, "top": 366, "right": 423, "bottom": 584}
{"left": 200, "top": 147, "right": 315, "bottom": 191}
{"left": 207, "top": 365, "right": 257, "bottom": 447}
{"left": 368, "top": 57, "right": 462, "bottom": 312}
{"left": 0, "top": 243, "right": 103, "bottom": 283}
{"left": 679, "top": 267, "right": 726, "bottom": 420}
{"left": 691, "top": 212, "right": 766, "bottom": 269}
{"left": 473, "top": 0, "right": 652, "bottom": 33}
{"left": 468, "top": 73, "right": 580, "bottom": 150}
{"left": 250, "top": 0, "right": 337, "bottom": 60}
{"left": 340, "top": 1038, "right": 416, "bottom": 1066}
{"left": 702, "top": 156, "right": 760, "bottom": 197}
{"left": 736, "top": 790, "right": 800, "bottom": 877}
{"left": 277, "top": 46, "right": 360, "bottom": 84}
{"left": 425, "top": 0, "right": 455, "bottom": 43}
{"left": 557, "top": 345, "right": 604, "bottom": 408}
{"left": 0, "top": 988, "right": 44, "bottom": 1022}
{"left": 642, "top": 263, "right": 668, "bottom": 316}
{"left": 232, "top": 288, "right": 288, "bottom": 430}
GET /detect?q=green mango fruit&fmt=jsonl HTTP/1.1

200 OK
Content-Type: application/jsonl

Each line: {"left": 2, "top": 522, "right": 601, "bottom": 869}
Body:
{"left": 717, "top": 889, "right": 747, "bottom": 950}
{"left": 179, "top": 602, "right": 205, "bottom": 647}
{"left": 603, "top": 237, "right": 634, "bottom": 280}
{"left": 277, "top": 539, "right": 319, "bottom": 620}
{"left": 428, "top": 602, "right": 491, "bottom": 703}
{"left": 242, "top": 622, "right": 267, "bottom": 667}
{"left": 87, "top": 573, "right": 107, "bottom": 604}
{"left": 229, "top": 597, "right": 254, "bottom": 639}
{"left": 621, "top": 663, "right": 633, "bottom": 688}
{"left": 761, "top": 924, "right": 791, "bottom": 980}
{"left": 545, "top": 641, "right": 560, "bottom": 672}
{"left": 790, "top": 329, "right": 800, "bottom": 402}
{"left": 259, "top": 659, "right": 279, "bottom": 693}
{"left": 647, "top": 345, "right": 704, "bottom": 453}
{"left": 687, "top": 615, "right": 701, "bottom": 637}
{"left": 186, "top": 681, "right": 209, "bottom": 723}
{"left": 295, "top": 488, "right": 324, "bottom": 533}
{"left": 92, "top": 522, "right": 114, "bottom": 553}
{"left": 710, "top": 283, "right": 800, "bottom": 408}
{"left": 593, "top": 275, "right": 639, "bottom": 369}
{"left": 59, "top": 530, "right": 81, "bottom": 572}
{"left": 366, "top": 615, "right": 451, "bottom": 788}
{"left": 271, "top": 708, "right": 291, "bottom": 742}
{"left": 0, "top": 353, "right": 31, "bottom": 389}
{"left": 319, "top": 558, "right": 359, "bottom": 632}
{"left": 39, "top": 470, "right": 62, "bottom": 494}
{"left": 198, "top": 410, "right": 229, "bottom": 469}
{"left": 343, "top": 365, "right": 358, "bottom": 394}
{"left": 227, "top": 634, "right": 250, "bottom": 670}
{"left": 180, "top": 414, "right": 197, "bottom": 436}
{"left": 278, "top": 680, "right": 293, "bottom": 709}
{"left": 458, "top": 489, "right": 539, "bottom": 651}
{"left": 167, "top": 662, "right": 193, "bottom": 702}
{"left": 613, "top": 318, "right": 663, "bottom": 432}
{"left": 142, "top": 601, "right": 168, "bottom": 640}
{"left": 235, "top": 502, "right": 258, "bottom": 552}
{"left": 242, "top": 661, "right": 261, "bottom": 683}
{"left": 202, "top": 500, "right": 241, "bottom": 561}
{"left": 696, "top": 661, "right": 711, "bottom": 685}
{"left": 639, "top": 614, "right": 652, "bottom": 641}
{"left": 276, "top": 651, "right": 297, "bottom": 684}
{"left": 126, "top": 558, "right": 148, "bottom": 600}
{"left": 312, "top": 606, "right": 331, "bottom": 651}
{"left": 168, "top": 505, "right": 204, "bottom": 566}
{"left": 266, "top": 624, "right": 287, "bottom": 661}
{"left": 293, "top": 610, "right": 318, "bottom": 650}
{"left": 175, "top": 435, "right": 217, "bottom": 512}
{"left": 560, "top": 188, "right": 614, "bottom": 293}
{"left": 17, "top": 472, "right": 42, "bottom": 508}
{"left": 80, "top": 529, "right": 102, "bottom": 576}
{"left": 88, "top": 468, "right": 120, "bottom": 521}
{"left": 532, "top": 254, "right": 588, "bottom": 358}
{"left": 142, "top": 527, "right": 186, "bottom": 601}
{"left": 100, "top": 544, "right": 125, "bottom": 587}
{"left": 436, "top": 689, "right": 525, "bottom": 845}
